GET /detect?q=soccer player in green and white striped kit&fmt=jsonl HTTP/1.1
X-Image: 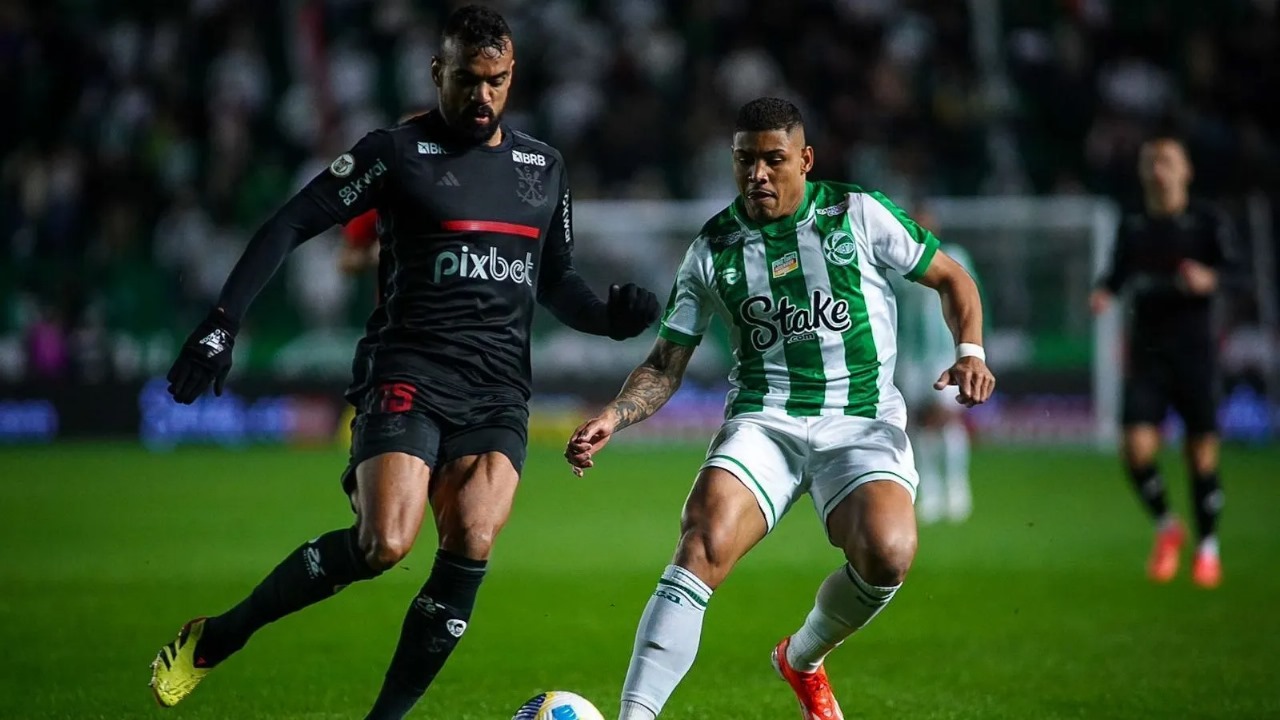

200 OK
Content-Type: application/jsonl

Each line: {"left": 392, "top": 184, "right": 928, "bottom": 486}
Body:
{"left": 565, "top": 98, "right": 993, "bottom": 720}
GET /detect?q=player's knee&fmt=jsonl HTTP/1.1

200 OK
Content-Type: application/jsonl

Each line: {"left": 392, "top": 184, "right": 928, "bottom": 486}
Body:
{"left": 359, "top": 528, "right": 415, "bottom": 571}
{"left": 849, "top": 527, "right": 917, "bottom": 587}
{"left": 438, "top": 522, "right": 499, "bottom": 560}
{"left": 674, "top": 523, "right": 736, "bottom": 589}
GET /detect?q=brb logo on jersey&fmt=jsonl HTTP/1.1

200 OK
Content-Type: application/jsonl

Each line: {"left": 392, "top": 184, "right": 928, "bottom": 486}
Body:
{"left": 740, "top": 290, "right": 851, "bottom": 350}
{"left": 434, "top": 245, "right": 535, "bottom": 286}
{"left": 512, "top": 149, "right": 546, "bottom": 166}
{"left": 339, "top": 159, "right": 388, "bottom": 206}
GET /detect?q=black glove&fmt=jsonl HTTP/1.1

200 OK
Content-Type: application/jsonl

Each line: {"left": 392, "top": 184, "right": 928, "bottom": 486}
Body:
{"left": 167, "top": 309, "right": 240, "bottom": 404}
{"left": 606, "top": 283, "right": 660, "bottom": 340}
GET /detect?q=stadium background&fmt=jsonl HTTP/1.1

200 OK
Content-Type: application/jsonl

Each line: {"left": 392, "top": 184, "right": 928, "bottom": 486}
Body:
{"left": 2, "top": 1, "right": 1279, "bottom": 719}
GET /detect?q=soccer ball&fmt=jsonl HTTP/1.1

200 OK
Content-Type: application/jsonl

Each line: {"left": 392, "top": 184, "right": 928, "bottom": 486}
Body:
{"left": 511, "top": 690, "right": 605, "bottom": 720}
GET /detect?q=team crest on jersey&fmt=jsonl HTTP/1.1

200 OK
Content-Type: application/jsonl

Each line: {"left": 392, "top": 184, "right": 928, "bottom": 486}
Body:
{"left": 823, "top": 230, "right": 857, "bottom": 266}
{"left": 817, "top": 200, "right": 848, "bottom": 217}
{"left": 329, "top": 153, "right": 355, "bottom": 178}
{"left": 771, "top": 251, "right": 799, "bottom": 278}
{"left": 515, "top": 165, "right": 547, "bottom": 207}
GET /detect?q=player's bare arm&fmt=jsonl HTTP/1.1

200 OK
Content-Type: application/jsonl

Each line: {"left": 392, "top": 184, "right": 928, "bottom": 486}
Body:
{"left": 564, "top": 337, "right": 695, "bottom": 475}
{"left": 916, "top": 250, "right": 995, "bottom": 407}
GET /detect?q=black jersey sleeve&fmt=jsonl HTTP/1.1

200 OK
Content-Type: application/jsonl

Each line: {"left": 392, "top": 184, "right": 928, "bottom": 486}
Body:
{"left": 1207, "top": 207, "right": 1243, "bottom": 289}
{"left": 535, "top": 164, "right": 609, "bottom": 335}
{"left": 1098, "top": 218, "right": 1132, "bottom": 294}
{"left": 215, "top": 131, "right": 397, "bottom": 322}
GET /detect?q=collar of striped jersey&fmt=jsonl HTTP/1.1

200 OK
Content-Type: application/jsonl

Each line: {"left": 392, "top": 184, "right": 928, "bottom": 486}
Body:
{"left": 730, "top": 180, "right": 815, "bottom": 236}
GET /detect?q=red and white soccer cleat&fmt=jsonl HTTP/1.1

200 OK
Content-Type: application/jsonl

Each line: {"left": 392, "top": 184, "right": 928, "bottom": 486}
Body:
{"left": 1146, "top": 518, "right": 1186, "bottom": 583}
{"left": 1192, "top": 548, "right": 1221, "bottom": 589}
{"left": 771, "top": 637, "right": 845, "bottom": 720}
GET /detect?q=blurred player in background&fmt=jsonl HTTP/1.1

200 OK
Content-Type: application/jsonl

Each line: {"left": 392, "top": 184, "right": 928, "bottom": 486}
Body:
{"left": 894, "top": 204, "right": 980, "bottom": 524}
{"left": 150, "top": 6, "right": 659, "bottom": 719}
{"left": 1090, "top": 136, "right": 1238, "bottom": 589}
{"left": 566, "top": 98, "right": 993, "bottom": 720}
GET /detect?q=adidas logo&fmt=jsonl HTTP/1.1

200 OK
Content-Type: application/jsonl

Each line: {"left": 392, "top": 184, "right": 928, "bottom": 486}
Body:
{"left": 436, "top": 171, "right": 461, "bottom": 187}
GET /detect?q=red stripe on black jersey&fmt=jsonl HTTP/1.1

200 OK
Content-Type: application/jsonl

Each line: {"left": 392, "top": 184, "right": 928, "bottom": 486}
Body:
{"left": 441, "top": 219, "right": 541, "bottom": 239}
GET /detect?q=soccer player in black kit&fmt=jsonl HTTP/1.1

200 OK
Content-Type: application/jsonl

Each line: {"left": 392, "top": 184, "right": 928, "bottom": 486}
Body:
{"left": 1090, "top": 136, "right": 1237, "bottom": 589}
{"left": 149, "top": 6, "right": 661, "bottom": 717}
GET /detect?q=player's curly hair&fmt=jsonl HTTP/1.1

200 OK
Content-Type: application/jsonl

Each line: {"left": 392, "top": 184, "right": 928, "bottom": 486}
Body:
{"left": 735, "top": 97, "right": 804, "bottom": 133}
{"left": 442, "top": 4, "right": 511, "bottom": 53}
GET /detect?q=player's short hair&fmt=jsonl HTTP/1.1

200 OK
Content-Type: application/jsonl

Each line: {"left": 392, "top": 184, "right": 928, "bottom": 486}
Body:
{"left": 442, "top": 4, "right": 511, "bottom": 54}
{"left": 735, "top": 97, "right": 804, "bottom": 133}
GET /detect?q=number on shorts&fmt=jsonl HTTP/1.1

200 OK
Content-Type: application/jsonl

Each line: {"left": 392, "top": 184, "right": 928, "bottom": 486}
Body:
{"left": 379, "top": 382, "right": 417, "bottom": 413}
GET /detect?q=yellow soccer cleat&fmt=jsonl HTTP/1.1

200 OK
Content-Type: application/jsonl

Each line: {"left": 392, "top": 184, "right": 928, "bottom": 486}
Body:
{"left": 150, "top": 618, "right": 214, "bottom": 707}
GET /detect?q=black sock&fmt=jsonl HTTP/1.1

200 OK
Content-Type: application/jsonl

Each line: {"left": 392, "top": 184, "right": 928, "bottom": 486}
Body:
{"left": 365, "top": 549, "right": 487, "bottom": 720}
{"left": 1192, "top": 471, "right": 1224, "bottom": 542}
{"left": 1127, "top": 464, "right": 1169, "bottom": 521}
{"left": 200, "top": 527, "right": 381, "bottom": 666}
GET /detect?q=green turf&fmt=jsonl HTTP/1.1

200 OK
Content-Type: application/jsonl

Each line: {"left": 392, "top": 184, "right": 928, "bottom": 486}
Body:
{"left": 2, "top": 441, "right": 1278, "bottom": 719}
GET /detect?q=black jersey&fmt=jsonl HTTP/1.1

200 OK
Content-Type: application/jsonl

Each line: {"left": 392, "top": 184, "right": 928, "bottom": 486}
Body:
{"left": 216, "top": 110, "right": 610, "bottom": 405}
{"left": 1099, "top": 200, "right": 1238, "bottom": 349}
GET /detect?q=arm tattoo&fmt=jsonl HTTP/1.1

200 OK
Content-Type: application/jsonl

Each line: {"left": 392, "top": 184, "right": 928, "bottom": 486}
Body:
{"left": 607, "top": 339, "right": 695, "bottom": 431}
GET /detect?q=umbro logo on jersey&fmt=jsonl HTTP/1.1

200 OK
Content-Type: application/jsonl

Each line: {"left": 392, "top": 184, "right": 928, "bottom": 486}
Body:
{"left": 511, "top": 149, "right": 546, "bottom": 166}
{"left": 436, "top": 171, "right": 462, "bottom": 187}
{"left": 817, "top": 200, "right": 848, "bottom": 217}
{"left": 418, "top": 141, "right": 445, "bottom": 155}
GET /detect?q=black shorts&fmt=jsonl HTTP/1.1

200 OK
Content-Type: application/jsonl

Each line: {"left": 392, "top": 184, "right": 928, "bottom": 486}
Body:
{"left": 339, "top": 377, "right": 529, "bottom": 496}
{"left": 1122, "top": 346, "right": 1219, "bottom": 435}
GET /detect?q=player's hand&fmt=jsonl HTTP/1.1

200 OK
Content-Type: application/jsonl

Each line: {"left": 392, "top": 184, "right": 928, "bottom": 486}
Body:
{"left": 167, "top": 309, "right": 239, "bottom": 404}
{"left": 934, "top": 356, "right": 995, "bottom": 408}
{"left": 565, "top": 411, "right": 619, "bottom": 477}
{"left": 606, "top": 283, "right": 661, "bottom": 340}
{"left": 1177, "top": 260, "right": 1217, "bottom": 296}
{"left": 1089, "top": 289, "right": 1112, "bottom": 315}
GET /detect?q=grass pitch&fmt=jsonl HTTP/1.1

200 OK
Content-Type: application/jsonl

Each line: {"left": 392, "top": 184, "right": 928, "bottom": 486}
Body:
{"left": 2, "top": 441, "right": 1278, "bottom": 719}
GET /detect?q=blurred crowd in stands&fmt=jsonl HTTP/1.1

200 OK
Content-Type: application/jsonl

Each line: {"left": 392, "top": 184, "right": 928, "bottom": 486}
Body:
{"left": 2, "top": 0, "right": 1277, "bottom": 381}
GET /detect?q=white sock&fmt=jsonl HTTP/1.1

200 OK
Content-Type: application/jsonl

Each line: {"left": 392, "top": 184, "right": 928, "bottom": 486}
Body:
{"left": 1198, "top": 535, "right": 1219, "bottom": 557}
{"left": 913, "top": 429, "right": 945, "bottom": 521}
{"left": 619, "top": 565, "right": 713, "bottom": 718}
{"left": 941, "top": 420, "right": 971, "bottom": 519}
{"left": 786, "top": 563, "right": 900, "bottom": 673}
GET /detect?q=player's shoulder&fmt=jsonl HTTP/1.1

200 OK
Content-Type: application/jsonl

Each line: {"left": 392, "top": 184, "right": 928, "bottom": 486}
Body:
{"left": 694, "top": 204, "right": 743, "bottom": 252}
{"left": 1186, "top": 197, "right": 1230, "bottom": 227}
{"left": 508, "top": 128, "right": 565, "bottom": 169}
{"left": 810, "top": 180, "right": 908, "bottom": 222}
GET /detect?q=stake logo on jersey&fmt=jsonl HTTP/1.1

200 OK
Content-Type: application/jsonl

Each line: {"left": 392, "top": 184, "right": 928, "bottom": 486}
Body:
{"left": 434, "top": 245, "right": 535, "bottom": 286}
{"left": 823, "top": 230, "right": 857, "bottom": 266}
{"left": 741, "top": 290, "right": 852, "bottom": 350}
{"left": 339, "top": 159, "right": 388, "bottom": 206}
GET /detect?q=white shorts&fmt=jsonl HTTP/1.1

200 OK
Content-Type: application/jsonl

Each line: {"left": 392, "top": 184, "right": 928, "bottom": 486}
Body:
{"left": 700, "top": 410, "right": 918, "bottom": 531}
{"left": 896, "top": 360, "right": 960, "bottom": 412}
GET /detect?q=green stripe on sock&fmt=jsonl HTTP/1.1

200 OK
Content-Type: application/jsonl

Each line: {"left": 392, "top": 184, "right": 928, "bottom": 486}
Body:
{"left": 656, "top": 578, "right": 709, "bottom": 608}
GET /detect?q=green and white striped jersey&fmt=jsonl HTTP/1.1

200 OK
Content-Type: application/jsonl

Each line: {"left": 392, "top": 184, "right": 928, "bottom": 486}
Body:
{"left": 659, "top": 180, "right": 940, "bottom": 421}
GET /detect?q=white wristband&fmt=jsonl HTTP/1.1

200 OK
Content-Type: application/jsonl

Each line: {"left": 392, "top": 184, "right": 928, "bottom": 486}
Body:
{"left": 956, "top": 343, "right": 986, "bottom": 362}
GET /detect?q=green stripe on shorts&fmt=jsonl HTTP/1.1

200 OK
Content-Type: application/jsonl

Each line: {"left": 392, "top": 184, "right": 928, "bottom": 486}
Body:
{"left": 706, "top": 454, "right": 776, "bottom": 526}
{"left": 820, "top": 470, "right": 915, "bottom": 518}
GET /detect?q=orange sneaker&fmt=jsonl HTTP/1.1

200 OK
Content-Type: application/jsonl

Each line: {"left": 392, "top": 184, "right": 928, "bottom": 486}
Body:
{"left": 771, "top": 637, "right": 845, "bottom": 720}
{"left": 1147, "top": 519, "right": 1185, "bottom": 583}
{"left": 1192, "top": 549, "right": 1221, "bottom": 589}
